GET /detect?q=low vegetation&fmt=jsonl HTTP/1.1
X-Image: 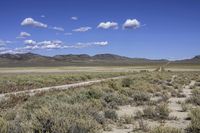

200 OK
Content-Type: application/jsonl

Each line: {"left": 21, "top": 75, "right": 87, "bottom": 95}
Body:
{"left": 187, "top": 108, "right": 200, "bottom": 133}
{"left": 0, "top": 72, "right": 128, "bottom": 93}
{"left": 0, "top": 71, "right": 200, "bottom": 133}
{"left": 150, "top": 126, "right": 182, "bottom": 133}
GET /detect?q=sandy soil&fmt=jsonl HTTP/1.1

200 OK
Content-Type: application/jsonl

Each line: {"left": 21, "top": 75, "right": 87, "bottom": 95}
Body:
{"left": 103, "top": 79, "right": 196, "bottom": 133}
{"left": 0, "top": 67, "right": 153, "bottom": 73}
{"left": 0, "top": 66, "right": 199, "bottom": 74}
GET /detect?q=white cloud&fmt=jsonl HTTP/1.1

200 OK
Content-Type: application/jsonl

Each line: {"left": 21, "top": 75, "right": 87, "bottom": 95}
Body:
{"left": 0, "top": 48, "right": 28, "bottom": 54}
{"left": 97, "top": 22, "right": 118, "bottom": 29}
{"left": 94, "top": 41, "right": 108, "bottom": 46}
{"left": 41, "top": 15, "right": 45, "bottom": 18}
{"left": 0, "top": 47, "right": 6, "bottom": 51}
{"left": 21, "top": 18, "right": 48, "bottom": 28}
{"left": 0, "top": 40, "right": 12, "bottom": 46}
{"left": 24, "top": 45, "right": 39, "bottom": 50}
{"left": 73, "top": 27, "right": 92, "bottom": 32}
{"left": 50, "top": 27, "right": 64, "bottom": 32}
{"left": 17, "top": 32, "right": 31, "bottom": 39}
{"left": 24, "top": 40, "right": 37, "bottom": 45}
{"left": 0, "top": 39, "right": 109, "bottom": 54}
{"left": 38, "top": 40, "right": 63, "bottom": 49}
{"left": 24, "top": 40, "right": 63, "bottom": 50}
{"left": 75, "top": 41, "right": 109, "bottom": 48}
{"left": 71, "top": 16, "right": 78, "bottom": 20}
{"left": 64, "top": 32, "right": 72, "bottom": 36}
{"left": 123, "top": 19, "right": 140, "bottom": 29}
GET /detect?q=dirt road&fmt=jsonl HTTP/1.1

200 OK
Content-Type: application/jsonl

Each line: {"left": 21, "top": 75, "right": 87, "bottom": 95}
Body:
{"left": 0, "top": 76, "right": 128, "bottom": 101}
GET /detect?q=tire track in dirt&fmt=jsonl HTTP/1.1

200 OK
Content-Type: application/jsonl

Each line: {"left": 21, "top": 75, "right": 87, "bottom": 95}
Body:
{"left": 0, "top": 76, "right": 128, "bottom": 101}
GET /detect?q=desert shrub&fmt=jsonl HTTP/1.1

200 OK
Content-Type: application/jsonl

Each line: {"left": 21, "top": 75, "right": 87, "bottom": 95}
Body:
{"left": 68, "top": 118, "right": 101, "bottom": 133}
{"left": 150, "top": 126, "right": 181, "bottom": 133}
{"left": 155, "top": 103, "right": 170, "bottom": 119}
{"left": 142, "top": 103, "right": 170, "bottom": 120}
{"left": 91, "top": 112, "right": 106, "bottom": 125}
{"left": 143, "top": 106, "right": 157, "bottom": 119}
{"left": 108, "top": 80, "right": 120, "bottom": 90}
{"left": 181, "top": 102, "right": 189, "bottom": 112}
{"left": 186, "top": 88, "right": 200, "bottom": 105}
{"left": 0, "top": 93, "right": 30, "bottom": 109}
{"left": 84, "top": 89, "right": 104, "bottom": 100}
{"left": 195, "top": 82, "right": 200, "bottom": 87}
{"left": 0, "top": 117, "right": 8, "bottom": 133}
{"left": 136, "top": 118, "right": 149, "bottom": 132}
{"left": 119, "top": 115, "right": 134, "bottom": 124}
{"left": 131, "top": 91, "right": 150, "bottom": 105}
{"left": 31, "top": 107, "right": 55, "bottom": 133}
{"left": 187, "top": 108, "right": 200, "bottom": 133}
{"left": 158, "top": 91, "right": 170, "bottom": 102}
{"left": 102, "top": 92, "right": 129, "bottom": 109}
{"left": 67, "top": 88, "right": 104, "bottom": 104}
{"left": 104, "top": 109, "right": 118, "bottom": 121}
{"left": 121, "top": 78, "right": 133, "bottom": 87}
{"left": 120, "top": 89, "right": 150, "bottom": 103}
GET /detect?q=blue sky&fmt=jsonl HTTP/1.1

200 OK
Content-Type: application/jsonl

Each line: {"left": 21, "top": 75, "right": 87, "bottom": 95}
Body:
{"left": 0, "top": 0, "right": 200, "bottom": 60}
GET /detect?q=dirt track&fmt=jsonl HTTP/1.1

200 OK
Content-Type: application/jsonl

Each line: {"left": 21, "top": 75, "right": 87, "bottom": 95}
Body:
{"left": 0, "top": 76, "right": 128, "bottom": 101}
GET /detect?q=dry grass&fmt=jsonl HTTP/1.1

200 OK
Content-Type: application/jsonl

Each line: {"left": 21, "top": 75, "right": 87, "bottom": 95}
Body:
{"left": 0, "top": 71, "right": 200, "bottom": 133}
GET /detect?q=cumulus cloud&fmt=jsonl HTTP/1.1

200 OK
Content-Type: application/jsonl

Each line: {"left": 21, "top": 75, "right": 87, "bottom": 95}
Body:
{"left": 24, "top": 40, "right": 64, "bottom": 50}
{"left": 97, "top": 22, "right": 118, "bottom": 29}
{"left": 71, "top": 16, "right": 78, "bottom": 20}
{"left": 24, "top": 40, "right": 37, "bottom": 45}
{"left": 0, "top": 39, "right": 109, "bottom": 54}
{"left": 38, "top": 40, "right": 63, "bottom": 49}
{"left": 21, "top": 18, "right": 48, "bottom": 28}
{"left": 50, "top": 27, "right": 64, "bottom": 32}
{"left": 23, "top": 39, "right": 108, "bottom": 50}
{"left": 17, "top": 32, "right": 31, "bottom": 39}
{"left": 73, "top": 27, "right": 92, "bottom": 32}
{"left": 123, "top": 19, "right": 140, "bottom": 29}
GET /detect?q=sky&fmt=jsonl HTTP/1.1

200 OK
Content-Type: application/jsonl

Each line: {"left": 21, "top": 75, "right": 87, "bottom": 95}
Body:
{"left": 0, "top": 0, "right": 200, "bottom": 60}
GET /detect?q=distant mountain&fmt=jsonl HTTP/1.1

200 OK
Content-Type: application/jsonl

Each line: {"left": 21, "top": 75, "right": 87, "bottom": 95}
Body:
{"left": 0, "top": 53, "right": 199, "bottom": 67}
{"left": 173, "top": 55, "right": 200, "bottom": 65}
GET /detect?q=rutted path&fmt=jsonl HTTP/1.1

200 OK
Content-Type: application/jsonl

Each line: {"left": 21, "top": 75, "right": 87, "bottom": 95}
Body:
{"left": 167, "top": 80, "right": 196, "bottom": 129}
{"left": 0, "top": 76, "right": 128, "bottom": 101}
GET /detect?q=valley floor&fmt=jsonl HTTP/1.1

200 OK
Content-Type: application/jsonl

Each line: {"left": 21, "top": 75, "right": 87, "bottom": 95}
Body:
{"left": 0, "top": 67, "right": 200, "bottom": 133}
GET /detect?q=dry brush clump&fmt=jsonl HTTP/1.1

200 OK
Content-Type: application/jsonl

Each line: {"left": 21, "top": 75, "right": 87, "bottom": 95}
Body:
{"left": 186, "top": 88, "right": 200, "bottom": 106}
{"left": 142, "top": 103, "right": 170, "bottom": 120}
{"left": 186, "top": 107, "right": 200, "bottom": 133}
{"left": 150, "top": 126, "right": 182, "bottom": 133}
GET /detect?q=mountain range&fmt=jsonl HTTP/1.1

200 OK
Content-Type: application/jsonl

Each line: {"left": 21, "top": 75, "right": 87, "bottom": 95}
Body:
{"left": 0, "top": 53, "right": 199, "bottom": 67}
